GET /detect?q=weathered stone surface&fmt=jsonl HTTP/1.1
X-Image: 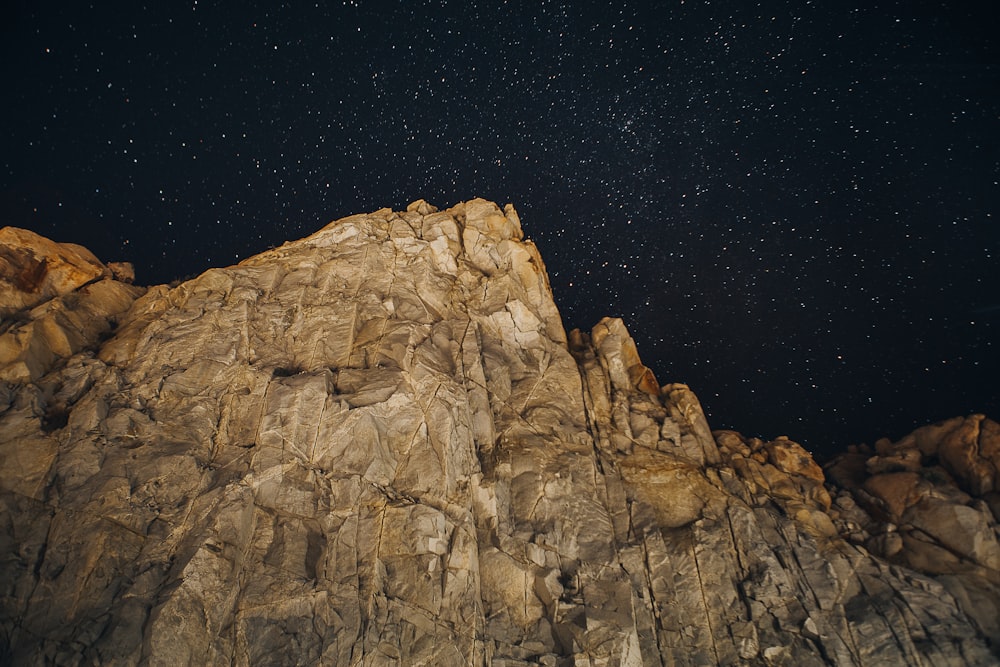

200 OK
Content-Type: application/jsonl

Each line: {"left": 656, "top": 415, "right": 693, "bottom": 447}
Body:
{"left": 0, "top": 200, "right": 997, "bottom": 665}
{"left": 0, "top": 278, "right": 142, "bottom": 383}
{"left": 826, "top": 415, "right": 1000, "bottom": 651}
{"left": 0, "top": 226, "right": 111, "bottom": 316}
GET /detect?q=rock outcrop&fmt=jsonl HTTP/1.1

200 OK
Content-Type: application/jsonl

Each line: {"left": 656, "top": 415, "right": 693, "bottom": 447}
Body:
{"left": 825, "top": 416, "right": 1000, "bottom": 649}
{"left": 0, "top": 199, "right": 997, "bottom": 665}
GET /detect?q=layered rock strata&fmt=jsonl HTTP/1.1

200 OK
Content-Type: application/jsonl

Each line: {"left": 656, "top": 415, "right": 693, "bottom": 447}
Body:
{"left": 0, "top": 199, "right": 997, "bottom": 666}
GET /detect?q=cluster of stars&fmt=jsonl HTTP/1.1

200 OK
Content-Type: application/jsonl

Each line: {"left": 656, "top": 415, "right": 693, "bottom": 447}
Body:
{"left": 1, "top": 1, "right": 996, "bottom": 456}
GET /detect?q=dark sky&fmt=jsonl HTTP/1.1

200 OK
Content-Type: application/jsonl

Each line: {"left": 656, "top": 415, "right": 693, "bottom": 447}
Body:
{"left": 2, "top": 1, "right": 997, "bottom": 458}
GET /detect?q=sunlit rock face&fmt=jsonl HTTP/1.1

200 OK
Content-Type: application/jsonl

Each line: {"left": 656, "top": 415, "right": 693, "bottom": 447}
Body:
{"left": 1, "top": 200, "right": 997, "bottom": 666}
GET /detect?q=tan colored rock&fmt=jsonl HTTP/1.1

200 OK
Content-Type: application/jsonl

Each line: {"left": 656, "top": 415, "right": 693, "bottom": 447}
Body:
{"left": 0, "top": 226, "right": 143, "bottom": 383}
{"left": 0, "top": 203, "right": 996, "bottom": 666}
{"left": 905, "top": 499, "right": 1000, "bottom": 570}
{"left": 617, "top": 448, "right": 727, "bottom": 529}
{"left": 713, "top": 430, "right": 831, "bottom": 514}
{"left": 0, "top": 226, "right": 109, "bottom": 316}
{"left": 765, "top": 436, "right": 825, "bottom": 482}
{"left": 0, "top": 279, "right": 142, "bottom": 382}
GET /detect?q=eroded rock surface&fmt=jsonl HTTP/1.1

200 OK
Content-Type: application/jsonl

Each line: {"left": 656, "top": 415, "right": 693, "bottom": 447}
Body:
{"left": 0, "top": 202, "right": 997, "bottom": 665}
{"left": 825, "top": 415, "right": 1000, "bottom": 649}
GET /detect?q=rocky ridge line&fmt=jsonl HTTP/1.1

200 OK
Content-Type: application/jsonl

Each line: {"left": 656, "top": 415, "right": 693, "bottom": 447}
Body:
{"left": 0, "top": 199, "right": 997, "bottom": 666}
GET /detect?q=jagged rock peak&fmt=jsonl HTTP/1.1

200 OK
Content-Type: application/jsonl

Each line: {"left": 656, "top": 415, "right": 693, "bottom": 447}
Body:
{"left": 0, "top": 201, "right": 997, "bottom": 665}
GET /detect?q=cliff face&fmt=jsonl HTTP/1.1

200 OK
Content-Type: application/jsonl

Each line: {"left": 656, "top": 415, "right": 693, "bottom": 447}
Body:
{"left": 1, "top": 199, "right": 998, "bottom": 666}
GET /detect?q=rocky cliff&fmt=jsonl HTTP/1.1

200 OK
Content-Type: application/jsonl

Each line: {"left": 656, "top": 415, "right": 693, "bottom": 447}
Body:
{"left": 1, "top": 199, "right": 998, "bottom": 666}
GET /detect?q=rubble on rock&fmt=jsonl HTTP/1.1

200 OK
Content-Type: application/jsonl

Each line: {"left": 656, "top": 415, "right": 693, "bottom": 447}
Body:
{"left": 1, "top": 200, "right": 997, "bottom": 665}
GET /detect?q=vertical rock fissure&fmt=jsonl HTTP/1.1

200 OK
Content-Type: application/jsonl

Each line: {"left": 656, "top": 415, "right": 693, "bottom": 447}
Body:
{"left": 690, "top": 528, "right": 723, "bottom": 665}
{"left": 639, "top": 533, "right": 668, "bottom": 666}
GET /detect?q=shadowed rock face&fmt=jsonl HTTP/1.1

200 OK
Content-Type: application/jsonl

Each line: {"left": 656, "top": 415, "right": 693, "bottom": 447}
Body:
{"left": 825, "top": 416, "right": 1000, "bottom": 650}
{"left": 0, "top": 200, "right": 997, "bottom": 666}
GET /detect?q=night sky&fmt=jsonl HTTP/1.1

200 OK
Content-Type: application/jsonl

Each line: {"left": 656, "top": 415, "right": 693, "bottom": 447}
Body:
{"left": 2, "top": 1, "right": 997, "bottom": 458}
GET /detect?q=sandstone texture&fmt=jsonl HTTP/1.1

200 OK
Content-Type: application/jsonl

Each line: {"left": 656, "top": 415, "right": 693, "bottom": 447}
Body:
{"left": 0, "top": 201, "right": 997, "bottom": 665}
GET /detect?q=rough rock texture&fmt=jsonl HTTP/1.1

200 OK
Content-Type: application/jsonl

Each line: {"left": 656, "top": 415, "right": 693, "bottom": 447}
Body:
{"left": 0, "top": 201, "right": 997, "bottom": 665}
{"left": 825, "top": 416, "right": 1000, "bottom": 650}
{"left": 0, "top": 228, "right": 142, "bottom": 384}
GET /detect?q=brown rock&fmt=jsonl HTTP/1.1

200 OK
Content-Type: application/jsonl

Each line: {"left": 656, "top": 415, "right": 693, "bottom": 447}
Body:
{"left": 899, "top": 415, "right": 999, "bottom": 496}
{"left": 827, "top": 416, "right": 1000, "bottom": 648}
{"left": 863, "top": 471, "right": 924, "bottom": 522}
{"left": 107, "top": 261, "right": 135, "bottom": 284}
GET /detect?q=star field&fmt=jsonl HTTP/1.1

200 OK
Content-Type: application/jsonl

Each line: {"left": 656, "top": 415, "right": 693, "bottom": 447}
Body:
{"left": 2, "top": 1, "right": 997, "bottom": 457}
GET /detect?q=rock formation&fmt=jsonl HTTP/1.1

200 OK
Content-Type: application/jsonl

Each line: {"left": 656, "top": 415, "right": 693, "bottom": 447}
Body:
{"left": 825, "top": 416, "right": 1000, "bottom": 649}
{"left": 0, "top": 199, "right": 997, "bottom": 665}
